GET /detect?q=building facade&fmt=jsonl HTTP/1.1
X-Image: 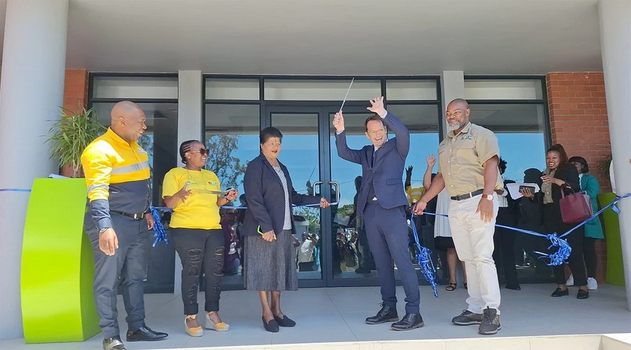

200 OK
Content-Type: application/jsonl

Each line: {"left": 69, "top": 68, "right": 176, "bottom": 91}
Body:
{"left": 0, "top": 0, "right": 629, "bottom": 340}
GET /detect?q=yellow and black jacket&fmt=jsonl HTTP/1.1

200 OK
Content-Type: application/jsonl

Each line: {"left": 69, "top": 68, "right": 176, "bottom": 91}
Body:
{"left": 81, "top": 128, "right": 151, "bottom": 230}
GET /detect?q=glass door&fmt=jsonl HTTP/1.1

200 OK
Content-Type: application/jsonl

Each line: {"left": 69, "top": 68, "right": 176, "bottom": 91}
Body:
{"left": 267, "top": 106, "right": 329, "bottom": 287}
{"left": 266, "top": 104, "right": 380, "bottom": 287}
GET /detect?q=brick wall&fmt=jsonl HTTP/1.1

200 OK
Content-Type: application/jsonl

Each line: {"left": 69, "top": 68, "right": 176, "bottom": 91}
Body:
{"left": 547, "top": 72, "right": 610, "bottom": 283}
{"left": 63, "top": 69, "right": 89, "bottom": 114}
{"left": 547, "top": 72, "right": 611, "bottom": 191}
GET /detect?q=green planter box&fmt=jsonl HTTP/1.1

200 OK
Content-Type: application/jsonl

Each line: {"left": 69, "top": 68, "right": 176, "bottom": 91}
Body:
{"left": 598, "top": 192, "right": 625, "bottom": 286}
{"left": 21, "top": 178, "right": 100, "bottom": 343}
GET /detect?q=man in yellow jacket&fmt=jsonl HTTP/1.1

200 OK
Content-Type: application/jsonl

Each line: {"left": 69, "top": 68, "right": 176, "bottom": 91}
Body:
{"left": 81, "top": 101, "right": 167, "bottom": 350}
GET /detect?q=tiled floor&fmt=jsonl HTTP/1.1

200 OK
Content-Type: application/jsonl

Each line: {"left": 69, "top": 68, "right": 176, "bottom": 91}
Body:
{"left": 3, "top": 283, "right": 631, "bottom": 349}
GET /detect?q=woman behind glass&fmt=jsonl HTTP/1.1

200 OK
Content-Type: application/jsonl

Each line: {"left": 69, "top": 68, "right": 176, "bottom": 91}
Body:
{"left": 162, "top": 140, "right": 238, "bottom": 336}
{"left": 241, "top": 127, "right": 330, "bottom": 333}
{"left": 521, "top": 144, "right": 589, "bottom": 299}
{"left": 566, "top": 156, "right": 604, "bottom": 290}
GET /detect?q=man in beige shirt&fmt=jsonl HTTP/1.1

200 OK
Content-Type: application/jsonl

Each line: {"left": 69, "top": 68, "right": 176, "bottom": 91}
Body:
{"left": 414, "top": 98, "right": 502, "bottom": 335}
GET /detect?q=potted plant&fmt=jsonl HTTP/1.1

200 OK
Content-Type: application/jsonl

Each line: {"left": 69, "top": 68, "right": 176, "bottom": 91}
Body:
{"left": 47, "top": 107, "right": 106, "bottom": 178}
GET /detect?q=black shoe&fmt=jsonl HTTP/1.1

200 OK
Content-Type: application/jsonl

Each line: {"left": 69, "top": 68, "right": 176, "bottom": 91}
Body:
{"left": 551, "top": 287, "right": 569, "bottom": 297}
{"left": 262, "top": 316, "right": 279, "bottom": 332}
{"left": 103, "top": 336, "right": 126, "bottom": 350}
{"left": 126, "top": 325, "right": 168, "bottom": 342}
{"left": 365, "top": 304, "right": 398, "bottom": 324}
{"left": 505, "top": 284, "right": 521, "bottom": 291}
{"left": 577, "top": 289, "right": 590, "bottom": 299}
{"left": 391, "top": 313, "right": 424, "bottom": 331}
{"left": 274, "top": 314, "right": 296, "bottom": 327}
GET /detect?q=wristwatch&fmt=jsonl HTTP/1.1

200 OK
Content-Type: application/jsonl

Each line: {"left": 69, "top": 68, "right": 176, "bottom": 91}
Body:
{"left": 482, "top": 194, "right": 493, "bottom": 201}
{"left": 99, "top": 227, "right": 110, "bottom": 234}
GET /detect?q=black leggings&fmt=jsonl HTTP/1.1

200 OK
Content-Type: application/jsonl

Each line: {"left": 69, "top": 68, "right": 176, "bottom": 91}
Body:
{"left": 171, "top": 228, "right": 224, "bottom": 315}
{"left": 542, "top": 204, "right": 587, "bottom": 286}
{"left": 582, "top": 237, "right": 598, "bottom": 278}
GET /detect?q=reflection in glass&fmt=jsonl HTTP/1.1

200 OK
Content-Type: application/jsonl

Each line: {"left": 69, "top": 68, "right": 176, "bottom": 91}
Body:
{"left": 205, "top": 104, "right": 260, "bottom": 286}
{"left": 329, "top": 112, "right": 371, "bottom": 278}
{"left": 329, "top": 107, "right": 441, "bottom": 281}
{"left": 271, "top": 113, "right": 323, "bottom": 280}
{"left": 469, "top": 102, "right": 553, "bottom": 284}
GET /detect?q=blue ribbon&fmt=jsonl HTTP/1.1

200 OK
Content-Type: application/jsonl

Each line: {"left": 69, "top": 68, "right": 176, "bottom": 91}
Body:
{"left": 148, "top": 202, "right": 339, "bottom": 246}
{"left": 220, "top": 202, "right": 339, "bottom": 210}
{"left": 0, "top": 189, "right": 32, "bottom": 192}
{"left": 149, "top": 206, "right": 169, "bottom": 247}
{"left": 422, "top": 211, "right": 571, "bottom": 266}
{"left": 409, "top": 214, "right": 438, "bottom": 297}
{"left": 420, "top": 192, "right": 631, "bottom": 266}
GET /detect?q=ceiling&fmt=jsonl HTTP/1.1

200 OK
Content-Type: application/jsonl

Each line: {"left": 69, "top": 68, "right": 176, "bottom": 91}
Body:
{"left": 0, "top": 0, "right": 603, "bottom": 75}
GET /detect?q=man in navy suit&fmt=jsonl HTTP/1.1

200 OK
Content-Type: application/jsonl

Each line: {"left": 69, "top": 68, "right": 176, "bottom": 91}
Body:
{"left": 333, "top": 97, "right": 423, "bottom": 330}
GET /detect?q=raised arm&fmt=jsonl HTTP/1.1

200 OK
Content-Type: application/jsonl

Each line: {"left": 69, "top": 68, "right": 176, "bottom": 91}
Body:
{"left": 333, "top": 111, "right": 363, "bottom": 164}
{"left": 423, "top": 155, "right": 436, "bottom": 189}
{"left": 367, "top": 97, "right": 410, "bottom": 158}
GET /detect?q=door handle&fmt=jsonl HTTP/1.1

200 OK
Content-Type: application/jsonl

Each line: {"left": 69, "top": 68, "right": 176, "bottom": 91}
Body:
{"left": 329, "top": 181, "right": 340, "bottom": 203}
{"left": 312, "top": 181, "right": 323, "bottom": 197}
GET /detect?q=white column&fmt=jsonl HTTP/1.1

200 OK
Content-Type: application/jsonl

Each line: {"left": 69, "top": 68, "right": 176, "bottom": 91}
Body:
{"left": 440, "top": 71, "right": 466, "bottom": 285}
{"left": 173, "top": 70, "right": 203, "bottom": 293}
{"left": 599, "top": 0, "right": 631, "bottom": 310}
{"left": 0, "top": 0, "right": 69, "bottom": 339}
{"left": 440, "top": 71, "right": 465, "bottom": 136}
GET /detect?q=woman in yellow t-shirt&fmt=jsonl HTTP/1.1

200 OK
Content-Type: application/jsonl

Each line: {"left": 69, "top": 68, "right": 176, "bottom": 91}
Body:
{"left": 162, "top": 140, "right": 238, "bottom": 337}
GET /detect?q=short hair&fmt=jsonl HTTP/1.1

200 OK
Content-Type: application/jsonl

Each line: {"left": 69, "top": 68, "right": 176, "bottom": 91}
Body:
{"left": 448, "top": 98, "right": 469, "bottom": 109}
{"left": 179, "top": 140, "right": 201, "bottom": 164}
{"left": 568, "top": 156, "right": 590, "bottom": 174}
{"left": 523, "top": 168, "right": 543, "bottom": 185}
{"left": 498, "top": 157, "right": 507, "bottom": 175}
{"left": 354, "top": 176, "right": 362, "bottom": 189}
{"left": 364, "top": 115, "right": 385, "bottom": 132}
{"left": 260, "top": 127, "right": 283, "bottom": 144}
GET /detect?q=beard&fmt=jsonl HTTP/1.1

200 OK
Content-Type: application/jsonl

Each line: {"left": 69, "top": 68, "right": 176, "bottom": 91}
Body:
{"left": 448, "top": 121, "right": 464, "bottom": 131}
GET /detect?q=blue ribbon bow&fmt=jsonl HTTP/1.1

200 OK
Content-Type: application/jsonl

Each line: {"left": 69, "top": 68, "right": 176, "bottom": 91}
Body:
{"left": 410, "top": 214, "right": 438, "bottom": 297}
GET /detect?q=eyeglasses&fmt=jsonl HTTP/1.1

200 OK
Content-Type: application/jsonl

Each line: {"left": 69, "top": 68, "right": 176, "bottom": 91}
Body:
{"left": 367, "top": 128, "right": 385, "bottom": 136}
{"left": 191, "top": 149, "right": 209, "bottom": 156}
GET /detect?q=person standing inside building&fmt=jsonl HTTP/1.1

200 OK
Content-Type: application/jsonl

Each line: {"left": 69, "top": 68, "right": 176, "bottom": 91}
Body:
{"left": 81, "top": 101, "right": 168, "bottom": 350}
{"left": 414, "top": 98, "right": 502, "bottom": 335}
{"left": 162, "top": 140, "right": 238, "bottom": 337}
{"left": 333, "top": 97, "right": 423, "bottom": 331}
{"left": 493, "top": 158, "right": 520, "bottom": 291}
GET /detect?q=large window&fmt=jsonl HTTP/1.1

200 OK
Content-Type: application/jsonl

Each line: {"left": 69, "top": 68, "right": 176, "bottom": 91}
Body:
{"left": 465, "top": 76, "right": 552, "bottom": 284}
{"left": 89, "top": 74, "right": 179, "bottom": 293}
{"left": 465, "top": 77, "right": 550, "bottom": 182}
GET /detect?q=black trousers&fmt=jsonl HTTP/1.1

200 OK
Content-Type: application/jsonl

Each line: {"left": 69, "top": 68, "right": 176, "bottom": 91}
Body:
{"left": 364, "top": 203, "right": 420, "bottom": 314}
{"left": 171, "top": 228, "right": 224, "bottom": 315}
{"left": 583, "top": 237, "right": 598, "bottom": 278}
{"left": 493, "top": 207, "right": 519, "bottom": 287}
{"left": 85, "top": 212, "right": 151, "bottom": 339}
{"left": 542, "top": 204, "right": 587, "bottom": 286}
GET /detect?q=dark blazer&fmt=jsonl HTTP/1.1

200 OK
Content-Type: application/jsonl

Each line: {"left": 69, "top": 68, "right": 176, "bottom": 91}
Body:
{"left": 547, "top": 165, "right": 581, "bottom": 203}
{"left": 335, "top": 112, "right": 410, "bottom": 214}
{"left": 532, "top": 164, "right": 580, "bottom": 230}
{"left": 241, "top": 154, "right": 320, "bottom": 237}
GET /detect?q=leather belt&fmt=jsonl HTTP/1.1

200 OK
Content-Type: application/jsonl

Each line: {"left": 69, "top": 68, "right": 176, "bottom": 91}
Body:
{"left": 111, "top": 210, "right": 146, "bottom": 220}
{"left": 450, "top": 189, "right": 484, "bottom": 201}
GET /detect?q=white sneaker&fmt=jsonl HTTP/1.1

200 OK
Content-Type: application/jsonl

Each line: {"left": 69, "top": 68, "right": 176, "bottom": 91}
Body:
{"left": 587, "top": 277, "right": 598, "bottom": 290}
{"left": 566, "top": 275, "right": 574, "bottom": 286}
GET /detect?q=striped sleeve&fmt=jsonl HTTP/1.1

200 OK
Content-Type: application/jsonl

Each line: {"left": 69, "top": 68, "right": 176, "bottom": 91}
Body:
{"left": 81, "top": 141, "right": 113, "bottom": 230}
